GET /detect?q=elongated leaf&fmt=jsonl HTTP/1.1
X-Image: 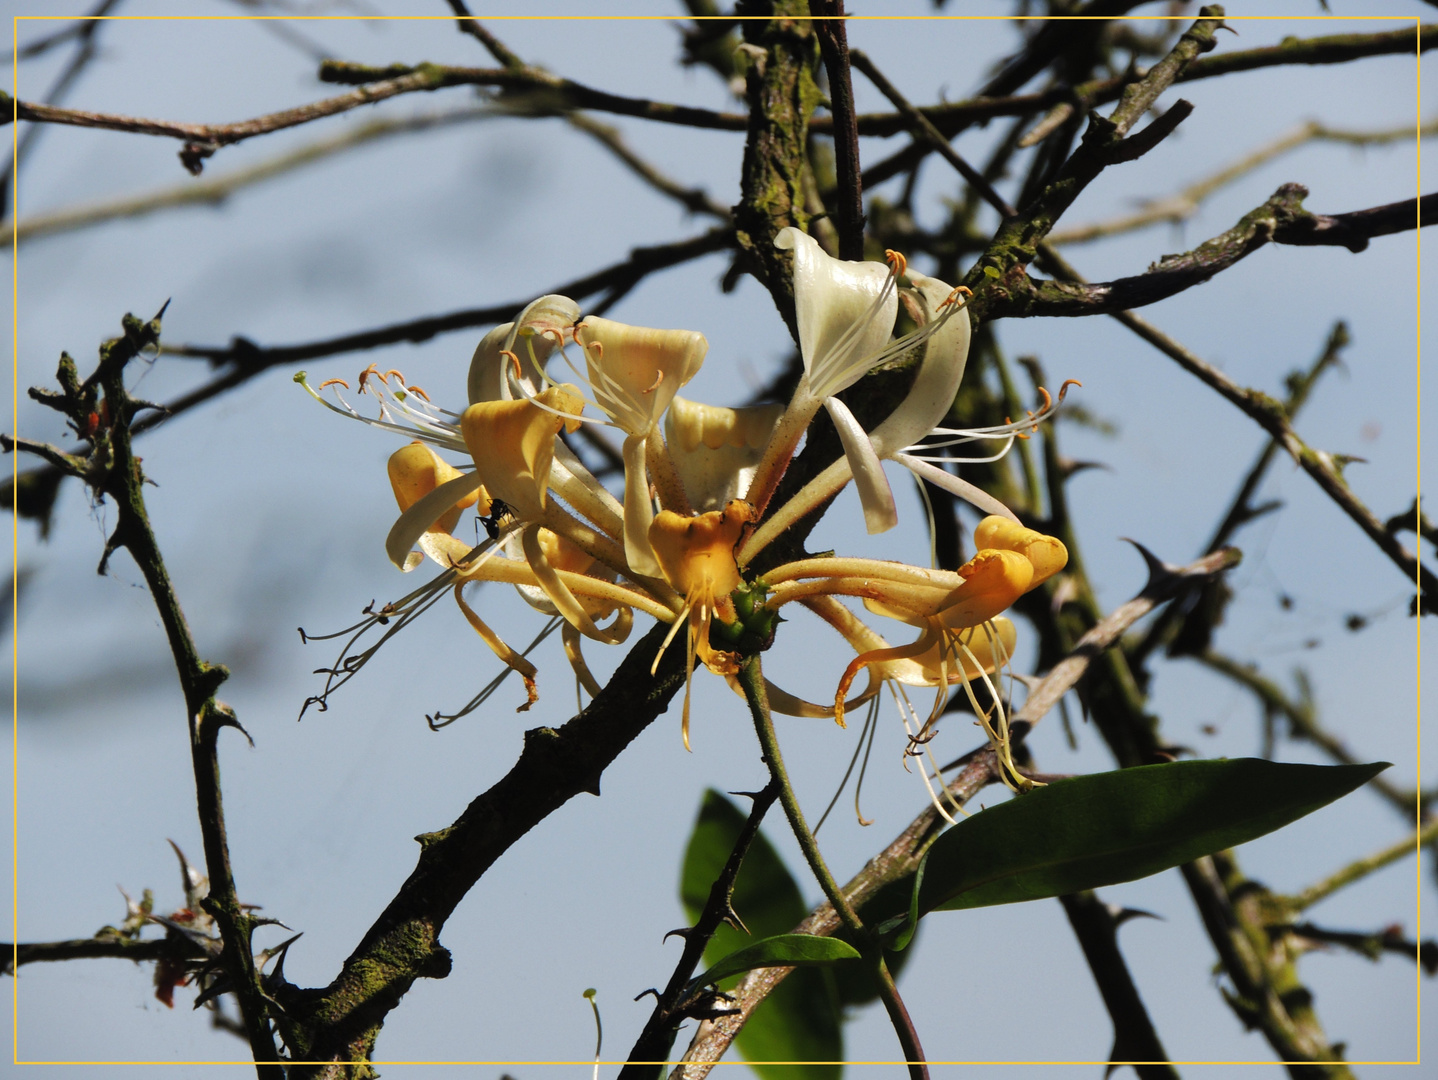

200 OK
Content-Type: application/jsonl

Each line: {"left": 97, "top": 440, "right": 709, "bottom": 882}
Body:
{"left": 680, "top": 791, "right": 842, "bottom": 1079}
{"left": 902, "top": 759, "right": 1386, "bottom": 914}
{"left": 692, "top": 934, "right": 860, "bottom": 988}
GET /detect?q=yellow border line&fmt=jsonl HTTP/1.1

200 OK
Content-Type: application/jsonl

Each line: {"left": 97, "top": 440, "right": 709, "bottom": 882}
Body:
{"left": 5, "top": 8, "right": 1426, "bottom": 1075}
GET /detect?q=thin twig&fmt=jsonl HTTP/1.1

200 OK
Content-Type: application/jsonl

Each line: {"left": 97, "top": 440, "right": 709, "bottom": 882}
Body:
{"left": 1, "top": 933, "right": 208, "bottom": 973}
{"left": 1281, "top": 819, "right": 1438, "bottom": 914}
{"left": 444, "top": 0, "right": 525, "bottom": 70}
{"left": 6, "top": 108, "right": 493, "bottom": 242}
{"left": 1276, "top": 922, "right": 1438, "bottom": 974}
{"left": 17, "top": 311, "right": 285, "bottom": 1075}
{"left": 733, "top": 655, "right": 928, "bottom": 1080}
{"left": 619, "top": 781, "right": 780, "bottom": 1079}
{"left": 1035, "top": 243, "right": 1437, "bottom": 607}
{"left": 1049, "top": 118, "right": 1438, "bottom": 246}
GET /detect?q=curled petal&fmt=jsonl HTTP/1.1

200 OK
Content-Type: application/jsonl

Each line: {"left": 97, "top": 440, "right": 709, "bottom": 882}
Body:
{"left": 776, "top": 226, "right": 896, "bottom": 399}
{"left": 452, "top": 584, "right": 539, "bottom": 712}
{"left": 575, "top": 316, "right": 707, "bottom": 434}
{"left": 562, "top": 622, "right": 605, "bottom": 699}
{"left": 387, "top": 441, "right": 486, "bottom": 557}
{"left": 869, "top": 272, "right": 973, "bottom": 456}
{"left": 522, "top": 525, "right": 633, "bottom": 644}
{"left": 941, "top": 549, "right": 1033, "bottom": 628}
{"left": 621, "top": 433, "right": 662, "bottom": 579}
{"left": 824, "top": 396, "right": 897, "bottom": 534}
{"left": 973, "top": 515, "right": 1069, "bottom": 590}
{"left": 468, "top": 295, "right": 581, "bottom": 405}
{"left": 385, "top": 471, "right": 488, "bottom": 570}
{"left": 461, "top": 385, "right": 583, "bottom": 520}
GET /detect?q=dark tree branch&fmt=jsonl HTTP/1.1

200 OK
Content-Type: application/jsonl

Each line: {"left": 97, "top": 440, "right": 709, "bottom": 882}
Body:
{"left": 993, "top": 187, "right": 1437, "bottom": 319}
{"left": 8, "top": 313, "right": 285, "bottom": 1075}
{"left": 1059, "top": 891, "right": 1178, "bottom": 1079}
{"left": 619, "top": 780, "right": 780, "bottom": 1078}
{"left": 730, "top": 1, "right": 821, "bottom": 329}
{"left": 811, "top": 2, "right": 865, "bottom": 259}
{"left": 277, "top": 622, "right": 686, "bottom": 1074}
{"left": 1182, "top": 854, "right": 1355, "bottom": 1077}
{"left": 2, "top": 933, "right": 208, "bottom": 973}
{"left": 963, "top": 7, "right": 1226, "bottom": 315}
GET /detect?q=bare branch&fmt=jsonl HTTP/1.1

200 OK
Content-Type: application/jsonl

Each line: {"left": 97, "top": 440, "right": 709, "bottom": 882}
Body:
{"left": 277, "top": 622, "right": 687, "bottom": 1074}
{"left": 6, "top": 108, "right": 493, "bottom": 243}
{"left": 2, "top": 932, "right": 208, "bottom": 973}
{"left": 1050, "top": 118, "right": 1437, "bottom": 246}
{"left": 1281, "top": 820, "right": 1438, "bottom": 915}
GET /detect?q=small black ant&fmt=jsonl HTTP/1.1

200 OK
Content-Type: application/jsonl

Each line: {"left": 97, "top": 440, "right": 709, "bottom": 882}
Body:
{"left": 479, "top": 499, "right": 518, "bottom": 541}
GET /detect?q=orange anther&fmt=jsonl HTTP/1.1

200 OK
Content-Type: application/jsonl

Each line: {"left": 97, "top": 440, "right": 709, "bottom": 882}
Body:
{"left": 1057, "top": 378, "right": 1082, "bottom": 400}
{"left": 641, "top": 371, "right": 665, "bottom": 395}
{"left": 500, "top": 349, "right": 522, "bottom": 381}
{"left": 384, "top": 368, "right": 406, "bottom": 385}
{"left": 885, "top": 248, "right": 908, "bottom": 277}
{"left": 939, "top": 285, "right": 973, "bottom": 310}
{"left": 1036, "top": 386, "right": 1053, "bottom": 412}
{"left": 406, "top": 384, "right": 431, "bottom": 402}
{"left": 317, "top": 378, "right": 351, "bottom": 390}
{"left": 357, "top": 363, "right": 382, "bottom": 389}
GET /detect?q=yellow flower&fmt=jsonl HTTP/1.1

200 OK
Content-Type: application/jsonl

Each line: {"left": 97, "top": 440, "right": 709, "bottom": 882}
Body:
{"left": 647, "top": 500, "right": 759, "bottom": 749}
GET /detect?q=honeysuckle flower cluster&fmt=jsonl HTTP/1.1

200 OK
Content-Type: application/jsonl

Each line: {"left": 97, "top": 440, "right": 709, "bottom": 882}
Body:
{"left": 298, "top": 228, "right": 1073, "bottom": 803}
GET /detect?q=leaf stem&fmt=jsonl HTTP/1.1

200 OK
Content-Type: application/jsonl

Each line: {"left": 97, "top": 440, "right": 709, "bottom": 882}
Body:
{"left": 736, "top": 654, "right": 929, "bottom": 1079}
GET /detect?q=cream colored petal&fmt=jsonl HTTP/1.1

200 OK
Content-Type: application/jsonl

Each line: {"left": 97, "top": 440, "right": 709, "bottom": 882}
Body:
{"left": 824, "top": 396, "right": 898, "bottom": 534}
{"left": 775, "top": 226, "right": 895, "bottom": 398}
{"left": 870, "top": 273, "right": 973, "bottom": 456}
{"left": 575, "top": 316, "right": 707, "bottom": 434}
{"left": 621, "top": 433, "right": 662, "bottom": 578}
{"left": 460, "top": 385, "right": 581, "bottom": 520}
{"left": 385, "top": 471, "right": 489, "bottom": 571}
{"left": 467, "top": 295, "right": 581, "bottom": 405}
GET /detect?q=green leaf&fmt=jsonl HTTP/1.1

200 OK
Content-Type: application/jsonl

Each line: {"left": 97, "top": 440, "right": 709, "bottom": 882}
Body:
{"left": 680, "top": 790, "right": 843, "bottom": 1080}
{"left": 903, "top": 759, "right": 1386, "bottom": 914}
{"left": 692, "top": 934, "right": 861, "bottom": 988}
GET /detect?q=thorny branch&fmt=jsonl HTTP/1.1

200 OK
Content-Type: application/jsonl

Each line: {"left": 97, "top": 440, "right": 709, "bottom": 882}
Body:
{"left": 4, "top": 312, "right": 284, "bottom": 1076}
{"left": 619, "top": 781, "right": 780, "bottom": 1078}
{"left": 11, "top": 6, "right": 1430, "bottom": 1074}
